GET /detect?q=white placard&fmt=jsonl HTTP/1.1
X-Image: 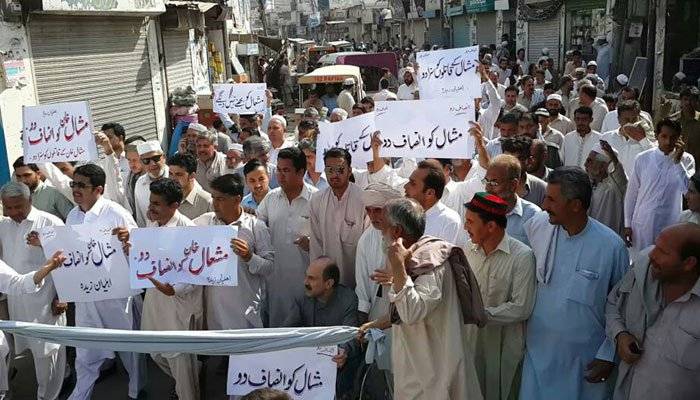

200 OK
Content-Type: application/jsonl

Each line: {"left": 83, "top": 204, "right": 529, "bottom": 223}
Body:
{"left": 22, "top": 101, "right": 98, "bottom": 163}
{"left": 227, "top": 346, "right": 338, "bottom": 399}
{"left": 213, "top": 83, "right": 267, "bottom": 115}
{"left": 39, "top": 225, "right": 133, "bottom": 302}
{"left": 375, "top": 99, "right": 475, "bottom": 159}
{"left": 416, "top": 46, "right": 481, "bottom": 100}
{"left": 315, "top": 112, "right": 376, "bottom": 173}
{"left": 128, "top": 226, "right": 238, "bottom": 289}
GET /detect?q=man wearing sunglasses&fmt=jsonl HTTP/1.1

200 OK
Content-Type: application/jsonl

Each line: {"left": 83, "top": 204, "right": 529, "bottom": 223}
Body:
{"left": 63, "top": 164, "right": 147, "bottom": 400}
{"left": 310, "top": 148, "right": 368, "bottom": 290}
{"left": 134, "top": 140, "right": 168, "bottom": 227}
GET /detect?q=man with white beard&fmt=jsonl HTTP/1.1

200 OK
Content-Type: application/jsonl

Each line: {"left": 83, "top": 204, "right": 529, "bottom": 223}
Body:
{"left": 354, "top": 183, "right": 403, "bottom": 396}
{"left": 0, "top": 182, "right": 66, "bottom": 400}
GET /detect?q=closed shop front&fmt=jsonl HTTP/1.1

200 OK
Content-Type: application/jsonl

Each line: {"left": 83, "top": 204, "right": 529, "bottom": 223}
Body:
{"left": 448, "top": 6, "right": 470, "bottom": 48}
{"left": 29, "top": 15, "right": 159, "bottom": 140}
{"left": 527, "top": 9, "right": 562, "bottom": 67}
{"left": 162, "top": 29, "right": 195, "bottom": 90}
{"left": 475, "top": 12, "right": 497, "bottom": 46}
{"left": 468, "top": 0, "right": 497, "bottom": 47}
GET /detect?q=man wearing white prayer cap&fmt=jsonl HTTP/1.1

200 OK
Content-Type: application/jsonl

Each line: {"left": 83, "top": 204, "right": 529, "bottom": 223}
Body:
{"left": 338, "top": 77, "right": 356, "bottom": 114}
{"left": 330, "top": 108, "right": 349, "bottom": 122}
{"left": 134, "top": 140, "right": 168, "bottom": 226}
{"left": 545, "top": 93, "right": 575, "bottom": 139}
{"left": 225, "top": 143, "right": 244, "bottom": 173}
{"left": 397, "top": 66, "right": 418, "bottom": 100}
{"left": 585, "top": 140, "right": 627, "bottom": 236}
{"left": 616, "top": 74, "right": 629, "bottom": 87}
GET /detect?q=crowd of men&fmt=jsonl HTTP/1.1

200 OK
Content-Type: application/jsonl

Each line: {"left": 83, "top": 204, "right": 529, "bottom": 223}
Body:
{"left": 0, "top": 41, "right": 699, "bottom": 400}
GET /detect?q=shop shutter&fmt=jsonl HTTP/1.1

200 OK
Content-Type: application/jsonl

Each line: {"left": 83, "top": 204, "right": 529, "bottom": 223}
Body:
{"left": 527, "top": 12, "right": 561, "bottom": 67}
{"left": 162, "top": 29, "right": 194, "bottom": 92}
{"left": 452, "top": 15, "right": 470, "bottom": 48}
{"left": 29, "top": 15, "right": 158, "bottom": 141}
{"left": 476, "top": 12, "right": 497, "bottom": 47}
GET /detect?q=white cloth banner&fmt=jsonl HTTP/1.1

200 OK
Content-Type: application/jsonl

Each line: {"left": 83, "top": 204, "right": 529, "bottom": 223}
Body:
{"left": 315, "top": 112, "right": 376, "bottom": 172}
{"left": 375, "top": 99, "right": 475, "bottom": 159}
{"left": 227, "top": 346, "right": 338, "bottom": 399}
{"left": 129, "top": 226, "right": 238, "bottom": 289}
{"left": 416, "top": 46, "right": 481, "bottom": 101}
{"left": 22, "top": 101, "right": 98, "bottom": 163}
{"left": 0, "top": 321, "right": 357, "bottom": 356}
{"left": 213, "top": 83, "right": 267, "bottom": 115}
{"left": 39, "top": 225, "right": 133, "bottom": 302}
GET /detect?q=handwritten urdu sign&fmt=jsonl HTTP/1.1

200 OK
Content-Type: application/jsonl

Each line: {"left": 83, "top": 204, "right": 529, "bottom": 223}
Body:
{"left": 39, "top": 225, "right": 133, "bottom": 302}
{"left": 227, "top": 346, "right": 338, "bottom": 399}
{"left": 128, "top": 226, "right": 238, "bottom": 289}
{"left": 315, "top": 112, "right": 376, "bottom": 173}
{"left": 416, "top": 45, "right": 481, "bottom": 100}
{"left": 213, "top": 83, "right": 267, "bottom": 115}
{"left": 22, "top": 101, "right": 98, "bottom": 163}
{"left": 375, "top": 99, "right": 475, "bottom": 159}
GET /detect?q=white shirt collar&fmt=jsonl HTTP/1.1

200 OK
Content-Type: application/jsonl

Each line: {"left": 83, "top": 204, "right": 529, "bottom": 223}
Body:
{"left": 507, "top": 196, "right": 523, "bottom": 217}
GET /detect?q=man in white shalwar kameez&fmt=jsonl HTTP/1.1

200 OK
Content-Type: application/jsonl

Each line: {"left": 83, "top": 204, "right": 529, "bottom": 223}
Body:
{"left": 0, "top": 182, "right": 66, "bottom": 400}
{"left": 310, "top": 148, "right": 367, "bottom": 289}
{"left": 404, "top": 160, "right": 467, "bottom": 246}
{"left": 463, "top": 192, "right": 536, "bottom": 400}
{"left": 371, "top": 198, "right": 485, "bottom": 400}
{"left": 116, "top": 178, "right": 203, "bottom": 400}
{"left": 0, "top": 252, "right": 69, "bottom": 399}
{"left": 257, "top": 147, "right": 317, "bottom": 327}
{"left": 193, "top": 174, "right": 274, "bottom": 331}
{"left": 624, "top": 119, "right": 696, "bottom": 256}
{"left": 355, "top": 184, "right": 404, "bottom": 397}
{"left": 62, "top": 164, "right": 146, "bottom": 400}
{"left": 585, "top": 142, "right": 627, "bottom": 237}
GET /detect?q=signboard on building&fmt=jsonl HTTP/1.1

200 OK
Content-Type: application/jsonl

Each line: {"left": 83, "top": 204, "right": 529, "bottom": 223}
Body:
{"left": 329, "top": 0, "right": 360, "bottom": 9}
{"left": 42, "top": 0, "right": 165, "bottom": 13}
{"left": 466, "top": 0, "right": 495, "bottom": 13}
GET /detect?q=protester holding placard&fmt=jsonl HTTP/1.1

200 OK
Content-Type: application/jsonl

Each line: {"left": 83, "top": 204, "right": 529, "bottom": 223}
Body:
{"left": 116, "top": 178, "right": 203, "bottom": 400}
{"left": 62, "top": 164, "right": 146, "bottom": 400}
{"left": 283, "top": 256, "right": 359, "bottom": 399}
{"left": 37, "top": 130, "right": 132, "bottom": 214}
{"left": 257, "top": 147, "right": 318, "bottom": 328}
{"left": 193, "top": 174, "right": 274, "bottom": 332}
{"left": 0, "top": 182, "right": 67, "bottom": 400}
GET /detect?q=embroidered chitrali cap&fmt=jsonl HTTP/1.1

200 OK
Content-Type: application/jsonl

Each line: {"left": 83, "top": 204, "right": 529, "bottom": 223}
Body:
{"left": 465, "top": 192, "right": 509, "bottom": 217}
